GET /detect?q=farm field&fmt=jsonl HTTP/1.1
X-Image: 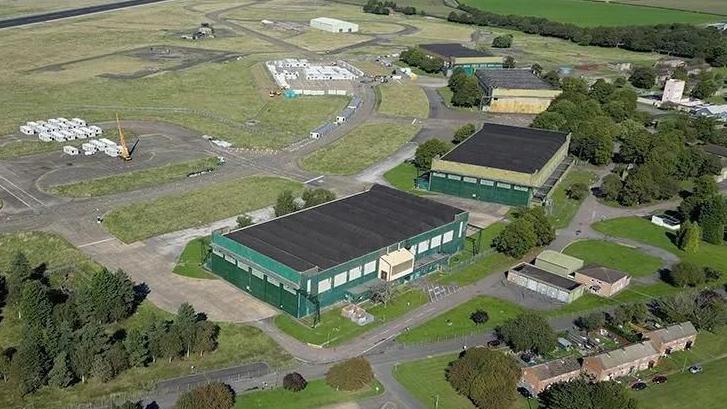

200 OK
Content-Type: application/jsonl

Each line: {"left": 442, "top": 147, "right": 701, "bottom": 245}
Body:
{"left": 605, "top": 0, "right": 727, "bottom": 16}
{"left": 173, "top": 236, "right": 216, "bottom": 279}
{"left": 103, "top": 176, "right": 302, "bottom": 243}
{"left": 302, "top": 123, "right": 420, "bottom": 175}
{"left": 0, "top": 302, "right": 292, "bottom": 409}
{"left": 274, "top": 289, "right": 428, "bottom": 346}
{"left": 396, "top": 296, "right": 524, "bottom": 343}
{"left": 377, "top": 81, "right": 430, "bottom": 119}
{"left": 563, "top": 239, "right": 663, "bottom": 277}
{"left": 462, "top": 0, "right": 721, "bottom": 26}
{"left": 48, "top": 156, "right": 221, "bottom": 197}
{"left": 235, "top": 379, "right": 383, "bottom": 409}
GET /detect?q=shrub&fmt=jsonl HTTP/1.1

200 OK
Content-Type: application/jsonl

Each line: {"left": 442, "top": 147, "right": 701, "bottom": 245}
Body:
{"left": 668, "top": 262, "right": 706, "bottom": 287}
{"left": 174, "top": 382, "right": 235, "bottom": 409}
{"left": 566, "top": 182, "right": 589, "bottom": 200}
{"left": 576, "top": 311, "right": 605, "bottom": 331}
{"left": 283, "top": 372, "right": 308, "bottom": 392}
{"left": 497, "top": 312, "right": 557, "bottom": 354}
{"left": 470, "top": 309, "right": 489, "bottom": 325}
{"left": 491, "top": 34, "right": 512, "bottom": 48}
{"left": 447, "top": 348, "right": 520, "bottom": 409}
{"left": 326, "top": 357, "right": 374, "bottom": 391}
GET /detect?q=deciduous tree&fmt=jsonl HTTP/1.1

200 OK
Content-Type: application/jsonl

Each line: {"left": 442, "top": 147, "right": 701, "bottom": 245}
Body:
{"left": 414, "top": 139, "right": 450, "bottom": 170}
{"left": 302, "top": 188, "right": 336, "bottom": 208}
{"left": 497, "top": 312, "right": 556, "bottom": 354}
{"left": 540, "top": 378, "right": 638, "bottom": 409}
{"left": 174, "top": 382, "right": 235, "bottom": 409}
{"left": 668, "top": 262, "right": 706, "bottom": 287}
{"left": 491, "top": 34, "right": 513, "bottom": 48}
{"left": 447, "top": 347, "right": 520, "bottom": 409}
{"left": 274, "top": 190, "right": 299, "bottom": 217}
{"left": 628, "top": 66, "right": 656, "bottom": 89}
{"left": 453, "top": 123, "right": 476, "bottom": 144}
{"left": 326, "top": 357, "right": 374, "bottom": 391}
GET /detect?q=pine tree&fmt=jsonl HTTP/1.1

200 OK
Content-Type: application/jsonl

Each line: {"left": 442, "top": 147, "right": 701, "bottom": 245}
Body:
{"left": 6, "top": 251, "right": 33, "bottom": 305}
{"left": 19, "top": 281, "right": 53, "bottom": 338}
{"left": 193, "top": 320, "right": 219, "bottom": 356}
{"left": 10, "top": 340, "right": 50, "bottom": 395}
{"left": 124, "top": 328, "right": 150, "bottom": 367}
{"left": 174, "top": 303, "right": 197, "bottom": 358}
{"left": 147, "top": 320, "right": 168, "bottom": 363}
{"left": 75, "top": 268, "right": 135, "bottom": 325}
{"left": 0, "top": 347, "right": 11, "bottom": 382}
{"left": 47, "top": 352, "right": 74, "bottom": 388}
{"left": 70, "top": 323, "right": 107, "bottom": 383}
{"left": 676, "top": 221, "right": 701, "bottom": 254}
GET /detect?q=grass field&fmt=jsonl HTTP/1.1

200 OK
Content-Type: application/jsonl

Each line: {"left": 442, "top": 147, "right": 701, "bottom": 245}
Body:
{"left": 172, "top": 236, "right": 216, "bottom": 279}
{"left": 0, "top": 0, "right": 110, "bottom": 18}
{"left": 396, "top": 296, "right": 524, "bottom": 343}
{"left": 438, "top": 223, "right": 514, "bottom": 286}
{"left": 274, "top": 289, "right": 428, "bottom": 346}
{"left": 235, "top": 378, "right": 383, "bottom": 409}
{"left": 377, "top": 82, "right": 429, "bottom": 119}
{"left": 384, "top": 162, "right": 419, "bottom": 193}
{"left": 0, "top": 302, "right": 292, "bottom": 409}
{"left": 548, "top": 169, "right": 598, "bottom": 229}
{"left": 606, "top": 0, "right": 727, "bottom": 16}
{"left": 0, "top": 139, "right": 58, "bottom": 159}
{"left": 593, "top": 216, "right": 727, "bottom": 272}
{"left": 462, "top": 0, "right": 721, "bottom": 26}
{"left": 103, "top": 176, "right": 302, "bottom": 243}
{"left": 562, "top": 239, "right": 663, "bottom": 277}
{"left": 394, "top": 354, "right": 477, "bottom": 409}
{"left": 301, "top": 123, "right": 420, "bottom": 175}
{"left": 48, "top": 156, "right": 220, "bottom": 197}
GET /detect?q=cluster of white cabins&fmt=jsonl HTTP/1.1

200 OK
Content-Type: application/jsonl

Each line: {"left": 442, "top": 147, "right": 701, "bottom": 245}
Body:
{"left": 19, "top": 117, "right": 121, "bottom": 157}
{"left": 265, "top": 58, "right": 361, "bottom": 95}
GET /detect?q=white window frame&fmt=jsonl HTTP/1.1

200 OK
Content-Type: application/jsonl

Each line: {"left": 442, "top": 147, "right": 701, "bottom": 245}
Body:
{"left": 318, "top": 278, "right": 331, "bottom": 293}
{"left": 212, "top": 248, "right": 223, "bottom": 257}
{"left": 447, "top": 174, "right": 461, "bottom": 181}
{"left": 514, "top": 185, "right": 529, "bottom": 192}
{"left": 349, "top": 266, "right": 362, "bottom": 281}
{"left": 431, "top": 234, "right": 442, "bottom": 248}
{"left": 480, "top": 179, "right": 494, "bottom": 186}
{"left": 364, "top": 261, "right": 376, "bottom": 274}
{"left": 463, "top": 176, "right": 477, "bottom": 183}
{"left": 417, "top": 240, "right": 430, "bottom": 254}
{"left": 267, "top": 276, "right": 279, "bottom": 287}
{"left": 497, "top": 182, "right": 511, "bottom": 189}
{"left": 458, "top": 222, "right": 464, "bottom": 237}
{"left": 334, "top": 272, "right": 347, "bottom": 287}
{"left": 432, "top": 172, "right": 445, "bottom": 178}
{"left": 252, "top": 269, "right": 263, "bottom": 279}
{"left": 442, "top": 231, "right": 454, "bottom": 244}
{"left": 237, "top": 260, "right": 249, "bottom": 270}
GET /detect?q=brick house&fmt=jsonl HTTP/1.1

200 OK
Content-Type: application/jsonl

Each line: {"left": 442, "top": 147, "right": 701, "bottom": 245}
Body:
{"left": 521, "top": 357, "right": 582, "bottom": 393}
{"left": 644, "top": 322, "right": 697, "bottom": 355}
{"left": 573, "top": 266, "right": 631, "bottom": 297}
{"left": 582, "top": 342, "right": 661, "bottom": 381}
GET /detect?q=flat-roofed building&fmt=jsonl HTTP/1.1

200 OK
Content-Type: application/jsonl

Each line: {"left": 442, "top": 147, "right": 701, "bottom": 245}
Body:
{"left": 426, "top": 123, "right": 571, "bottom": 206}
{"left": 419, "top": 43, "right": 504, "bottom": 75}
{"left": 310, "top": 17, "right": 358, "bottom": 33}
{"left": 583, "top": 342, "right": 661, "bottom": 381}
{"left": 476, "top": 69, "right": 561, "bottom": 113}
{"left": 644, "top": 322, "right": 697, "bottom": 355}
{"left": 535, "top": 250, "right": 584, "bottom": 277}
{"left": 574, "top": 266, "right": 631, "bottom": 297}
{"left": 507, "top": 263, "right": 584, "bottom": 303}
{"left": 521, "top": 357, "right": 582, "bottom": 393}
{"left": 207, "top": 184, "right": 468, "bottom": 317}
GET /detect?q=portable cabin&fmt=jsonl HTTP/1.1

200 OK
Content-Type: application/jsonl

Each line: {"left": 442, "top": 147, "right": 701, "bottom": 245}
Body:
{"left": 81, "top": 142, "right": 97, "bottom": 152}
{"left": 26, "top": 121, "right": 38, "bottom": 128}
{"left": 90, "top": 139, "right": 107, "bottom": 149}
{"left": 104, "top": 146, "right": 120, "bottom": 157}
{"left": 335, "top": 116, "right": 346, "bottom": 124}
{"left": 70, "top": 118, "right": 86, "bottom": 127}
{"left": 87, "top": 125, "right": 102, "bottom": 135}
{"left": 99, "top": 138, "right": 116, "bottom": 147}
{"left": 20, "top": 125, "right": 35, "bottom": 135}
{"left": 50, "top": 131, "right": 66, "bottom": 142}
{"left": 60, "top": 130, "right": 75, "bottom": 141}
{"left": 63, "top": 146, "right": 79, "bottom": 156}
{"left": 72, "top": 129, "right": 87, "bottom": 139}
{"left": 56, "top": 117, "right": 70, "bottom": 124}
{"left": 48, "top": 118, "right": 62, "bottom": 126}
{"left": 38, "top": 132, "right": 53, "bottom": 142}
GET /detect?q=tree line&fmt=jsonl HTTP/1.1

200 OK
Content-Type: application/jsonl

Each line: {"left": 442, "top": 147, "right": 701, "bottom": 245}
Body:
{"left": 362, "top": 1, "right": 417, "bottom": 16}
{"left": 0, "top": 251, "right": 219, "bottom": 396}
{"left": 399, "top": 47, "right": 444, "bottom": 73}
{"left": 448, "top": 5, "right": 727, "bottom": 67}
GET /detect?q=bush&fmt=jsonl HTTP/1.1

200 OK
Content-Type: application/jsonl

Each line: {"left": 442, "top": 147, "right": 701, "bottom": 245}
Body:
{"left": 453, "top": 123, "right": 476, "bottom": 144}
{"left": 491, "top": 34, "right": 512, "bottom": 48}
{"left": 283, "top": 372, "right": 308, "bottom": 392}
{"left": 675, "top": 221, "right": 701, "bottom": 254}
{"left": 566, "top": 182, "right": 589, "bottom": 200}
{"left": 668, "top": 262, "right": 706, "bottom": 287}
{"left": 174, "top": 382, "right": 235, "bottom": 409}
{"left": 236, "top": 214, "right": 253, "bottom": 228}
{"left": 497, "top": 312, "right": 557, "bottom": 354}
{"left": 326, "top": 357, "right": 374, "bottom": 391}
{"left": 447, "top": 348, "right": 520, "bottom": 409}
{"left": 470, "top": 309, "right": 489, "bottom": 325}
{"left": 576, "top": 311, "right": 605, "bottom": 331}
{"left": 414, "top": 139, "right": 450, "bottom": 170}
{"left": 629, "top": 66, "right": 656, "bottom": 89}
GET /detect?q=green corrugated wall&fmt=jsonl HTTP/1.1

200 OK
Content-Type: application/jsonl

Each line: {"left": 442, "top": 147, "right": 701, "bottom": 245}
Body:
{"left": 428, "top": 172, "right": 531, "bottom": 206}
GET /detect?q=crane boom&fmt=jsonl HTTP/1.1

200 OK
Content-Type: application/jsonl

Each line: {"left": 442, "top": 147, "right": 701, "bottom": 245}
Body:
{"left": 116, "top": 113, "right": 132, "bottom": 161}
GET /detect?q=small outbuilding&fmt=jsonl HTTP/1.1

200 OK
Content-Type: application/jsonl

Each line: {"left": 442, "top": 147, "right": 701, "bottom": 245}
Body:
{"left": 476, "top": 68, "right": 561, "bottom": 114}
{"left": 574, "top": 266, "right": 631, "bottom": 297}
{"left": 507, "top": 263, "right": 584, "bottom": 303}
{"left": 535, "top": 250, "right": 584, "bottom": 277}
{"left": 310, "top": 17, "right": 359, "bottom": 33}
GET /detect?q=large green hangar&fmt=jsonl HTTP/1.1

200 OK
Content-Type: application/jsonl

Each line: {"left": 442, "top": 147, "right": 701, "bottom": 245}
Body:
{"left": 207, "top": 184, "right": 468, "bottom": 317}
{"left": 426, "top": 123, "right": 571, "bottom": 206}
{"left": 419, "top": 43, "right": 504, "bottom": 75}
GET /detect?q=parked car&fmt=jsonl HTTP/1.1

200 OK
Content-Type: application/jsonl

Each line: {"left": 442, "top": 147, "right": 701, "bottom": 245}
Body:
{"left": 487, "top": 339, "right": 501, "bottom": 347}
{"left": 689, "top": 365, "right": 703, "bottom": 374}
{"left": 517, "top": 387, "right": 533, "bottom": 399}
{"left": 652, "top": 375, "right": 668, "bottom": 384}
{"left": 520, "top": 352, "right": 537, "bottom": 365}
{"left": 631, "top": 382, "right": 648, "bottom": 391}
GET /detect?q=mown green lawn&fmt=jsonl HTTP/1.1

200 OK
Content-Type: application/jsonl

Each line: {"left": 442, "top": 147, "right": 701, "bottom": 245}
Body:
{"left": 172, "top": 236, "right": 216, "bottom": 279}
{"left": 563, "top": 239, "right": 663, "bottom": 277}
{"left": 49, "top": 157, "right": 221, "bottom": 197}
{"left": 396, "top": 296, "right": 524, "bottom": 343}
{"left": 394, "top": 353, "right": 533, "bottom": 409}
{"left": 274, "top": 289, "right": 428, "bottom": 346}
{"left": 462, "top": 0, "right": 721, "bottom": 26}
{"left": 301, "top": 123, "right": 420, "bottom": 175}
{"left": 548, "top": 169, "right": 597, "bottom": 229}
{"left": 383, "top": 162, "right": 420, "bottom": 193}
{"left": 593, "top": 216, "right": 727, "bottom": 272}
{"left": 103, "top": 176, "right": 302, "bottom": 243}
{"left": 377, "top": 81, "right": 429, "bottom": 119}
{"left": 635, "top": 328, "right": 727, "bottom": 409}
{"left": 235, "top": 379, "right": 383, "bottom": 409}
{"left": 0, "top": 301, "right": 292, "bottom": 409}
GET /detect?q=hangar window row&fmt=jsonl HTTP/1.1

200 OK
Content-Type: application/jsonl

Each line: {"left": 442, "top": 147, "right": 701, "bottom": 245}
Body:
{"left": 318, "top": 259, "right": 379, "bottom": 294}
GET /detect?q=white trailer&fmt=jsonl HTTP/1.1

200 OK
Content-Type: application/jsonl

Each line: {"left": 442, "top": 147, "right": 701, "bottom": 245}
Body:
{"left": 50, "top": 131, "right": 66, "bottom": 142}
{"left": 72, "top": 129, "right": 87, "bottom": 139}
{"left": 60, "top": 130, "right": 75, "bottom": 140}
{"left": 70, "top": 118, "right": 86, "bottom": 127}
{"left": 77, "top": 127, "right": 94, "bottom": 138}
{"left": 104, "top": 146, "right": 120, "bottom": 157}
{"left": 99, "top": 138, "right": 116, "bottom": 147}
{"left": 38, "top": 132, "right": 53, "bottom": 142}
{"left": 87, "top": 125, "right": 102, "bottom": 135}
{"left": 25, "top": 121, "right": 38, "bottom": 128}
{"left": 20, "top": 125, "right": 35, "bottom": 135}
{"left": 63, "top": 146, "right": 79, "bottom": 156}
{"left": 56, "top": 117, "right": 70, "bottom": 124}
{"left": 90, "top": 139, "right": 107, "bottom": 149}
{"left": 33, "top": 124, "right": 49, "bottom": 134}
{"left": 335, "top": 116, "right": 346, "bottom": 124}
{"left": 48, "top": 118, "right": 62, "bottom": 126}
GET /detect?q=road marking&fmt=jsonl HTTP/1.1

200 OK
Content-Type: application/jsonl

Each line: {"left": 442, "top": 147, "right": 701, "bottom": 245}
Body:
{"left": 304, "top": 175, "right": 325, "bottom": 185}
{"left": 77, "top": 237, "right": 116, "bottom": 248}
{"left": 0, "top": 182, "right": 33, "bottom": 209}
{"left": 0, "top": 175, "right": 45, "bottom": 206}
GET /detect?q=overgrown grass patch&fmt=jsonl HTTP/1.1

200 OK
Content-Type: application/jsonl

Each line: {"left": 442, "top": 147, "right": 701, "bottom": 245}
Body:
{"left": 301, "top": 123, "right": 420, "bottom": 175}
{"left": 103, "top": 176, "right": 302, "bottom": 243}
{"left": 172, "top": 236, "right": 216, "bottom": 279}
{"left": 235, "top": 378, "right": 383, "bottom": 409}
{"left": 48, "top": 157, "right": 221, "bottom": 197}
{"left": 548, "top": 169, "right": 597, "bottom": 229}
{"left": 274, "top": 289, "right": 427, "bottom": 346}
{"left": 396, "top": 296, "right": 524, "bottom": 343}
{"left": 383, "top": 162, "right": 422, "bottom": 194}
{"left": 377, "top": 81, "right": 429, "bottom": 118}
{"left": 0, "top": 139, "right": 58, "bottom": 159}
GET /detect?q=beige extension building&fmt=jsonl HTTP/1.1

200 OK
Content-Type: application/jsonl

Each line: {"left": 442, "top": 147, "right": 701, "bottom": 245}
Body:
{"left": 476, "top": 69, "right": 562, "bottom": 114}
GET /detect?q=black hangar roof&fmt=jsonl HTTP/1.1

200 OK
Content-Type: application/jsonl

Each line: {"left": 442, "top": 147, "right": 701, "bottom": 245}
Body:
{"left": 512, "top": 263, "right": 582, "bottom": 291}
{"left": 439, "top": 123, "right": 568, "bottom": 174}
{"left": 476, "top": 68, "right": 556, "bottom": 90}
{"left": 224, "top": 184, "right": 465, "bottom": 272}
{"left": 419, "top": 43, "right": 493, "bottom": 58}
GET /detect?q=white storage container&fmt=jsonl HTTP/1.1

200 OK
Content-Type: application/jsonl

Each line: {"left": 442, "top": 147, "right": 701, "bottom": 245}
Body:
{"left": 73, "top": 129, "right": 87, "bottom": 139}
{"left": 26, "top": 121, "right": 38, "bottom": 128}
{"left": 63, "top": 146, "right": 79, "bottom": 155}
{"left": 90, "top": 140, "right": 106, "bottom": 149}
{"left": 77, "top": 127, "right": 94, "bottom": 138}
{"left": 20, "top": 125, "right": 35, "bottom": 135}
{"left": 39, "top": 132, "right": 53, "bottom": 142}
{"left": 70, "top": 117, "right": 86, "bottom": 127}
{"left": 104, "top": 147, "right": 120, "bottom": 157}
{"left": 88, "top": 125, "right": 102, "bottom": 135}
{"left": 84, "top": 150, "right": 95, "bottom": 156}
{"left": 60, "top": 130, "right": 75, "bottom": 140}
{"left": 81, "top": 142, "right": 97, "bottom": 152}
{"left": 51, "top": 131, "right": 66, "bottom": 142}
{"left": 48, "top": 118, "right": 62, "bottom": 125}
{"left": 57, "top": 117, "right": 70, "bottom": 124}
{"left": 99, "top": 138, "right": 116, "bottom": 147}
